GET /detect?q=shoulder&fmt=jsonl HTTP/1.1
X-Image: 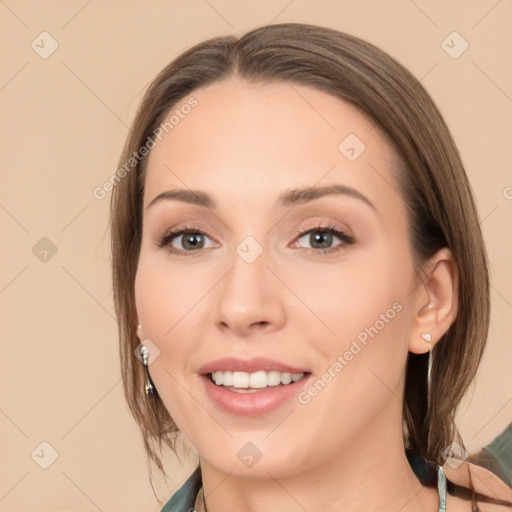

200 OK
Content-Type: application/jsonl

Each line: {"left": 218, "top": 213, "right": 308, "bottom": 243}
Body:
{"left": 443, "top": 458, "right": 512, "bottom": 512}
{"left": 445, "top": 493, "right": 473, "bottom": 512}
{"left": 475, "top": 503, "right": 512, "bottom": 512}
{"left": 446, "top": 492, "right": 512, "bottom": 512}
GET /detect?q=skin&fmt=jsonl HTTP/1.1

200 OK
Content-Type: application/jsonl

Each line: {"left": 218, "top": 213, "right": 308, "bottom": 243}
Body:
{"left": 134, "top": 78, "right": 461, "bottom": 512}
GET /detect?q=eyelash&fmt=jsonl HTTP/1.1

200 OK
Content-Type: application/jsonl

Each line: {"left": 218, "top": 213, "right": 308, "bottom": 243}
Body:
{"left": 155, "top": 223, "right": 355, "bottom": 256}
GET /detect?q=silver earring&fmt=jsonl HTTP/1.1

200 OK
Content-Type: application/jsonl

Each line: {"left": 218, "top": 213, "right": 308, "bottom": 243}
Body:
{"left": 139, "top": 345, "right": 156, "bottom": 396}
{"left": 421, "top": 333, "right": 432, "bottom": 380}
{"left": 421, "top": 333, "right": 433, "bottom": 410}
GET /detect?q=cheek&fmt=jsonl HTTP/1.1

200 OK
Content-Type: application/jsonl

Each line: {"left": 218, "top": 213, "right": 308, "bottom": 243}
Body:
{"left": 291, "top": 245, "right": 414, "bottom": 346}
{"left": 134, "top": 251, "right": 220, "bottom": 338}
{"left": 296, "top": 242, "right": 415, "bottom": 399}
{"left": 133, "top": 253, "right": 222, "bottom": 413}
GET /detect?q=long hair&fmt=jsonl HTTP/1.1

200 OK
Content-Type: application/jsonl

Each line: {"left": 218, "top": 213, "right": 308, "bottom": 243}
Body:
{"left": 110, "top": 22, "right": 490, "bottom": 480}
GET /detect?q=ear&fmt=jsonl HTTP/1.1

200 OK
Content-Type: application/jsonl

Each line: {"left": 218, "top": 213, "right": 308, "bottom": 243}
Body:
{"left": 408, "top": 247, "right": 459, "bottom": 354}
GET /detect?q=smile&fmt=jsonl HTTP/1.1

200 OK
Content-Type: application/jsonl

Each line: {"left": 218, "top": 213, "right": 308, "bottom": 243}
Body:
{"left": 199, "top": 357, "right": 311, "bottom": 415}
{"left": 210, "top": 370, "right": 305, "bottom": 392}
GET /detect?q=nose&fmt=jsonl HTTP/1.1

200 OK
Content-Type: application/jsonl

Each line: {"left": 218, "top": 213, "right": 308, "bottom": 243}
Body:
{"left": 212, "top": 247, "right": 286, "bottom": 338}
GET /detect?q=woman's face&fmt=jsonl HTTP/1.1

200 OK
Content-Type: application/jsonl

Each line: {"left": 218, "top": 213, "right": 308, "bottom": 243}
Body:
{"left": 135, "top": 78, "right": 421, "bottom": 477}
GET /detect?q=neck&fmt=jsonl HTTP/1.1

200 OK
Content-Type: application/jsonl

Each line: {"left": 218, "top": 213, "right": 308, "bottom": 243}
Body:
{"left": 198, "top": 407, "right": 439, "bottom": 512}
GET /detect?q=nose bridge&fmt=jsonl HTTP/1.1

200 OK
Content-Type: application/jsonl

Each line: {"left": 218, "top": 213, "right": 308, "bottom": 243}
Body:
{"left": 212, "top": 233, "right": 285, "bottom": 336}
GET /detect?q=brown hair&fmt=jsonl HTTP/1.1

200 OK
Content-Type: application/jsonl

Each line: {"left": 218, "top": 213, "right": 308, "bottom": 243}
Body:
{"left": 110, "top": 23, "right": 489, "bottom": 480}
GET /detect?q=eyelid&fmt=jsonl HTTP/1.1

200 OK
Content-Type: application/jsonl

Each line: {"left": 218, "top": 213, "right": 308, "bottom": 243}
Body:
{"left": 295, "top": 221, "right": 354, "bottom": 240}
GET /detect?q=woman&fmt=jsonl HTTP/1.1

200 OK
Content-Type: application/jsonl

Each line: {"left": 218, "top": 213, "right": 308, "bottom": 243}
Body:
{"left": 110, "top": 23, "right": 510, "bottom": 511}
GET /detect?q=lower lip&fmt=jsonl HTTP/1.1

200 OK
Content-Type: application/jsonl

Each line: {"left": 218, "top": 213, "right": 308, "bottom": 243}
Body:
{"left": 202, "top": 375, "right": 309, "bottom": 416}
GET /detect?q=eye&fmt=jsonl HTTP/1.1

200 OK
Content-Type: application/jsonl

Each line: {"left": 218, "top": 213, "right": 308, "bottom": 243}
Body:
{"left": 293, "top": 223, "right": 354, "bottom": 254}
{"left": 156, "top": 225, "right": 217, "bottom": 254}
{"left": 156, "top": 222, "right": 354, "bottom": 256}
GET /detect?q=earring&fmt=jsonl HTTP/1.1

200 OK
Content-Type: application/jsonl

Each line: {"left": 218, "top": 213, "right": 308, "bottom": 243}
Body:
{"left": 421, "top": 333, "right": 433, "bottom": 411}
{"left": 139, "top": 345, "right": 156, "bottom": 396}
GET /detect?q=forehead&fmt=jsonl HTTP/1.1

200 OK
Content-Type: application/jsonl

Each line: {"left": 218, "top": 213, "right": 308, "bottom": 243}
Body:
{"left": 143, "top": 77, "right": 401, "bottom": 211}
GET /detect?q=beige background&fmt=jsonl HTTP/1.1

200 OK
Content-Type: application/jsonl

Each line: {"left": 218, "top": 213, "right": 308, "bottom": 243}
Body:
{"left": 1, "top": 1, "right": 511, "bottom": 511}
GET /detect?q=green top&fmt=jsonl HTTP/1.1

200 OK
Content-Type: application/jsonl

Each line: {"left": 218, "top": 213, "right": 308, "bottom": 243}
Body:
{"left": 470, "top": 423, "right": 512, "bottom": 487}
{"left": 161, "top": 450, "right": 447, "bottom": 511}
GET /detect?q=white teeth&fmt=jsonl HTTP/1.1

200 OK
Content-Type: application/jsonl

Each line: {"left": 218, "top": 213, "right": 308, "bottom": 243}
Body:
{"left": 267, "top": 371, "right": 281, "bottom": 386}
{"left": 211, "top": 370, "right": 305, "bottom": 389}
{"left": 232, "top": 371, "right": 249, "bottom": 388}
{"left": 222, "top": 371, "right": 233, "bottom": 386}
{"left": 249, "top": 371, "right": 267, "bottom": 389}
{"left": 281, "top": 372, "right": 292, "bottom": 385}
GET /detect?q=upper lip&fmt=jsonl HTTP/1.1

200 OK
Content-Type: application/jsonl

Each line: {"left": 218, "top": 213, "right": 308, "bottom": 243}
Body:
{"left": 198, "top": 357, "right": 309, "bottom": 375}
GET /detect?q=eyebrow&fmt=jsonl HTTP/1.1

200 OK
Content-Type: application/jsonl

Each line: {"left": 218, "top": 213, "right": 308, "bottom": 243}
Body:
{"left": 145, "top": 184, "right": 376, "bottom": 211}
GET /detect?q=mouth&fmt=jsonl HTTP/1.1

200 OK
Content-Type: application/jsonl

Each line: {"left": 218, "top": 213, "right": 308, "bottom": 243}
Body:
{"left": 208, "top": 370, "right": 307, "bottom": 393}
{"left": 198, "top": 357, "right": 311, "bottom": 415}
